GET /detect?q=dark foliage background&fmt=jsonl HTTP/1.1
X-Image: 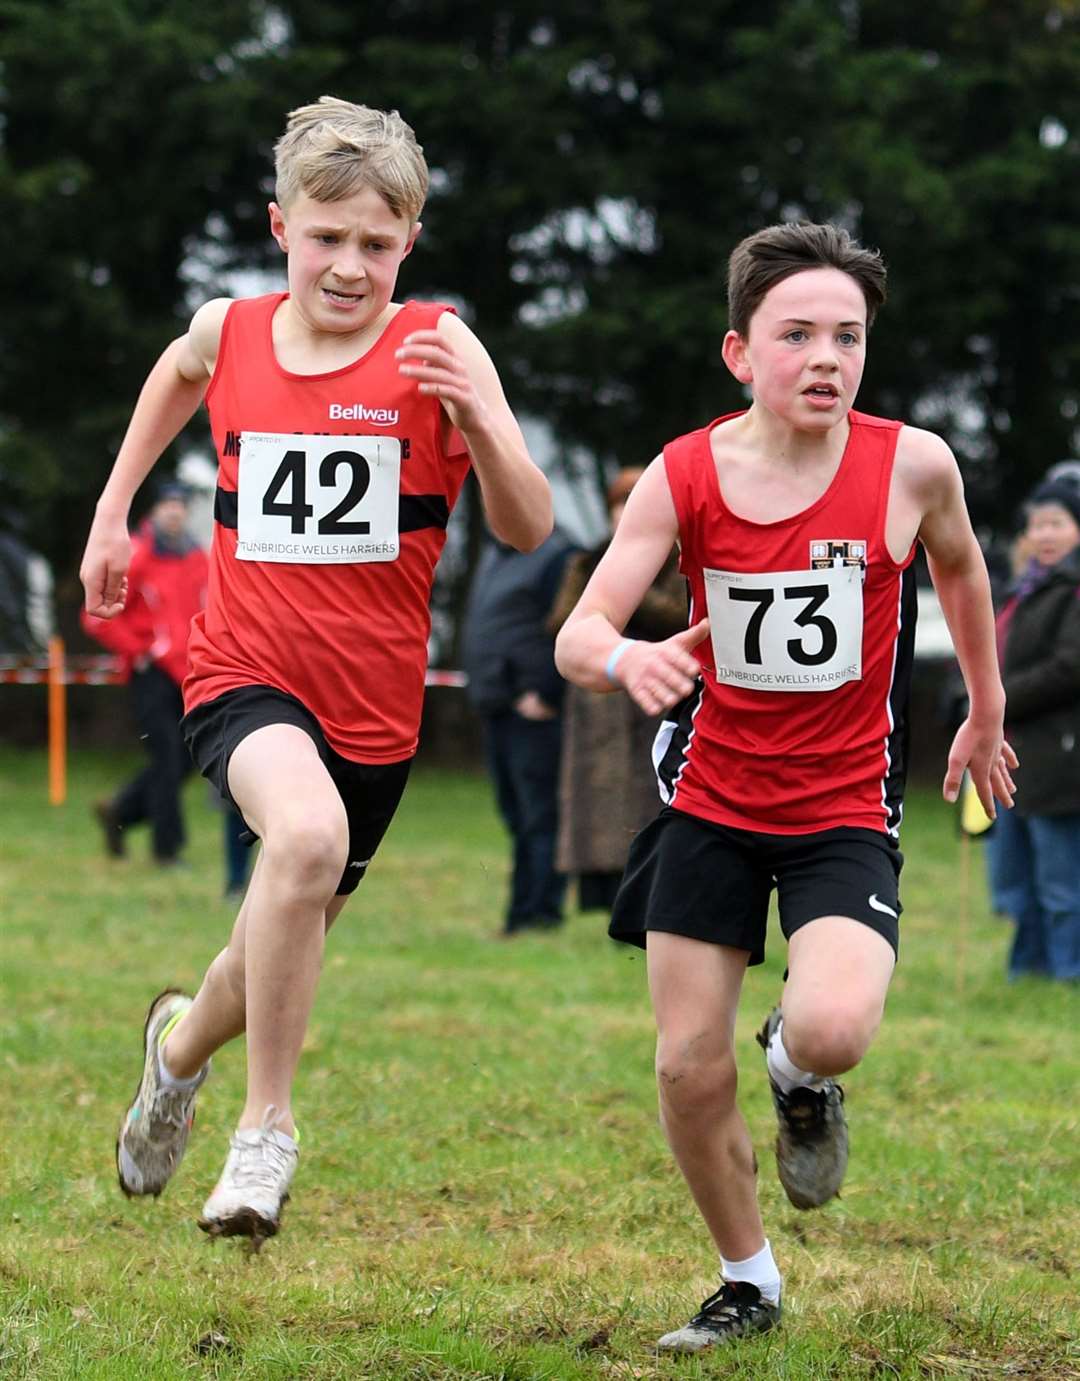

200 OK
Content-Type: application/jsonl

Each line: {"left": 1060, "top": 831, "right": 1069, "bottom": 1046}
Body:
{"left": 2, "top": 0, "right": 1078, "bottom": 589}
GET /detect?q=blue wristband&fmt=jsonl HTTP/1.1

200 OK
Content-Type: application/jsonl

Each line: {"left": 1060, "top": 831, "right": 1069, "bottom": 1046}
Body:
{"left": 604, "top": 638, "right": 636, "bottom": 684}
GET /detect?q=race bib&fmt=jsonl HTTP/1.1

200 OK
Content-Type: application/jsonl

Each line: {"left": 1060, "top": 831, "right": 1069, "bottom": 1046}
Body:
{"left": 236, "top": 431, "right": 400, "bottom": 564}
{"left": 703, "top": 563, "right": 863, "bottom": 692}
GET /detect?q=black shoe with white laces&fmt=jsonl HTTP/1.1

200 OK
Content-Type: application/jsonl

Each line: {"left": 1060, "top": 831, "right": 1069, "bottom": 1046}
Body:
{"left": 656, "top": 1281, "right": 780, "bottom": 1353}
{"left": 757, "top": 1007, "right": 848, "bottom": 1210}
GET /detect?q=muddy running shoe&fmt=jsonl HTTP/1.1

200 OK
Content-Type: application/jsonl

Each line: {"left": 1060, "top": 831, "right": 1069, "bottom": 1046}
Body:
{"left": 756, "top": 1007, "right": 848, "bottom": 1210}
{"left": 657, "top": 1281, "right": 780, "bottom": 1353}
{"left": 116, "top": 989, "right": 207, "bottom": 1197}
{"left": 199, "top": 1106, "right": 298, "bottom": 1243}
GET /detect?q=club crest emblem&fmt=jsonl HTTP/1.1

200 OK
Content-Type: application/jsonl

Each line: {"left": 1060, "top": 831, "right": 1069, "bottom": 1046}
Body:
{"left": 810, "top": 539, "right": 866, "bottom": 570}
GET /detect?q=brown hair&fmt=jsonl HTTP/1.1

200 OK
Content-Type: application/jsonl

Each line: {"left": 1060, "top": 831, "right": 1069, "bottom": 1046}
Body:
{"left": 274, "top": 96, "right": 429, "bottom": 221}
{"left": 727, "top": 222, "right": 887, "bottom": 337}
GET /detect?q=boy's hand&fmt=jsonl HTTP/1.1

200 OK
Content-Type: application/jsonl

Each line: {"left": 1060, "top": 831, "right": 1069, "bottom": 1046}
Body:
{"left": 80, "top": 521, "right": 131, "bottom": 618}
{"left": 613, "top": 620, "right": 709, "bottom": 715}
{"left": 943, "top": 717, "right": 1018, "bottom": 819}
{"left": 396, "top": 330, "right": 488, "bottom": 434}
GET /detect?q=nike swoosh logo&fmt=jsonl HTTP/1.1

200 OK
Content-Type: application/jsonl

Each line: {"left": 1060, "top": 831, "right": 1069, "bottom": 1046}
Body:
{"left": 868, "top": 893, "right": 898, "bottom": 919}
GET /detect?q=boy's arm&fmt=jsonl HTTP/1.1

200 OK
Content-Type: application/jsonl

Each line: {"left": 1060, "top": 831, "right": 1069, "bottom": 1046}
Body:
{"left": 395, "top": 313, "right": 552, "bottom": 552}
{"left": 80, "top": 298, "right": 230, "bottom": 616}
{"left": 554, "top": 458, "right": 708, "bottom": 716}
{"left": 904, "top": 428, "right": 1018, "bottom": 816}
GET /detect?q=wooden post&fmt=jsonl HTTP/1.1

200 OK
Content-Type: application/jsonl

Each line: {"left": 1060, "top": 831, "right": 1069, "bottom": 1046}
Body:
{"left": 47, "top": 636, "right": 66, "bottom": 805}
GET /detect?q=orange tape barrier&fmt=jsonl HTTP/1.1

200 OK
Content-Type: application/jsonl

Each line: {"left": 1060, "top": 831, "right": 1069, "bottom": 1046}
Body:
{"left": 1, "top": 642, "right": 468, "bottom": 805}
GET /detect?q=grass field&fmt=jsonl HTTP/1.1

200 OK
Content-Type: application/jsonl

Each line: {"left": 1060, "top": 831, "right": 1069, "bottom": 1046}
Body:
{"left": 1, "top": 746, "right": 1078, "bottom": 1380}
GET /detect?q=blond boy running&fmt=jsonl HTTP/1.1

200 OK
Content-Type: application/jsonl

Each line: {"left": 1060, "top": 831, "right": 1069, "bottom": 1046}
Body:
{"left": 80, "top": 97, "right": 551, "bottom": 1243}
{"left": 555, "top": 223, "right": 1017, "bottom": 1348}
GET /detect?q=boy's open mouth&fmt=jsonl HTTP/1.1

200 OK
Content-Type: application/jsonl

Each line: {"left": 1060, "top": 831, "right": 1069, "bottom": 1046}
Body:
{"left": 323, "top": 288, "right": 362, "bottom": 305}
{"left": 804, "top": 384, "right": 839, "bottom": 398}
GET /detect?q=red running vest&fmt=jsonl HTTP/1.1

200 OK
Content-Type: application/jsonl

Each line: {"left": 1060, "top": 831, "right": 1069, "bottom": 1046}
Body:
{"left": 184, "top": 293, "right": 470, "bottom": 761}
{"left": 657, "top": 409, "right": 917, "bottom": 837}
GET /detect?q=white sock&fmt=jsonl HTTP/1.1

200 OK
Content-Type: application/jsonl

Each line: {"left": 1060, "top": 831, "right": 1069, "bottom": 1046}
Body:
{"left": 766, "top": 1017, "right": 824, "bottom": 1094}
{"left": 721, "top": 1239, "right": 781, "bottom": 1305}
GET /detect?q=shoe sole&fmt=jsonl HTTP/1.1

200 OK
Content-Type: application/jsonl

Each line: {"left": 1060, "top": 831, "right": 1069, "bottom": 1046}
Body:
{"left": 198, "top": 1195, "right": 288, "bottom": 1244}
{"left": 115, "top": 987, "right": 189, "bottom": 1199}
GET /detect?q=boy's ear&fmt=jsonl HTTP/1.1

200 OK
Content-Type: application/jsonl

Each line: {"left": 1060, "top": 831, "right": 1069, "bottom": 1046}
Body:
{"left": 721, "top": 329, "right": 752, "bottom": 385}
{"left": 402, "top": 221, "right": 422, "bottom": 259}
{"left": 268, "top": 202, "right": 288, "bottom": 253}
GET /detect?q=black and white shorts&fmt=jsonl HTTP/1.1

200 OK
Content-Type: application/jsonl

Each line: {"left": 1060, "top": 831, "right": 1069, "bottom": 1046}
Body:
{"left": 609, "top": 806, "right": 902, "bottom": 965}
{"left": 181, "top": 685, "right": 410, "bottom": 896}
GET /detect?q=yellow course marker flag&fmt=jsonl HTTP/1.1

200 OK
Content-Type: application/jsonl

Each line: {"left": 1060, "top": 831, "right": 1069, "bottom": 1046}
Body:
{"left": 959, "top": 773, "right": 994, "bottom": 837}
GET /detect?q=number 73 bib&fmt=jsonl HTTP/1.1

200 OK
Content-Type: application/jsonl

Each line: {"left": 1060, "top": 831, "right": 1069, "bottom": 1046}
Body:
{"left": 703, "top": 563, "right": 863, "bottom": 692}
{"left": 236, "top": 431, "right": 400, "bottom": 564}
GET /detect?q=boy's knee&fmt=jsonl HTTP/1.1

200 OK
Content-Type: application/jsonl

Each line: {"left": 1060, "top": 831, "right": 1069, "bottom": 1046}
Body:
{"left": 655, "top": 1035, "right": 737, "bottom": 1119}
{"left": 262, "top": 813, "right": 349, "bottom": 896}
{"left": 784, "top": 1006, "right": 879, "bottom": 1076}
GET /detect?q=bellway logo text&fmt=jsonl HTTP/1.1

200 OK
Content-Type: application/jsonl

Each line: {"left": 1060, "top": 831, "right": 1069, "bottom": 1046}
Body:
{"left": 328, "top": 403, "right": 399, "bottom": 425}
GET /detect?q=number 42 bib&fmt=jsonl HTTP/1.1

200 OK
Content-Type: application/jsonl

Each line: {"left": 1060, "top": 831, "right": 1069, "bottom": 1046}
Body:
{"left": 703, "top": 562, "right": 864, "bottom": 692}
{"left": 236, "top": 431, "right": 401, "bottom": 564}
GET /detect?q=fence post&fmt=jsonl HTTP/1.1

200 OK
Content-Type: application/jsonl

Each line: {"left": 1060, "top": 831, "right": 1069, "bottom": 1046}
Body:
{"left": 47, "top": 636, "right": 66, "bottom": 805}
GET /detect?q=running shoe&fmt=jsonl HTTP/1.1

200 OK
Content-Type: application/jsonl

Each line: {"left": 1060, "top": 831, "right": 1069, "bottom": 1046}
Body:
{"left": 116, "top": 989, "right": 207, "bottom": 1197}
{"left": 657, "top": 1281, "right": 780, "bottom": 1352}
{"left": 757, "top": 1006, "right": 848, "bottom": 1210}
{"left": 198, "top": 1106, "right": 298, "bottom": 1242}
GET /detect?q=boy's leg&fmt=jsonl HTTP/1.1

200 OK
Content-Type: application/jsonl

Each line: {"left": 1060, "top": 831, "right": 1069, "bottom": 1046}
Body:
{"left": 647, "top": 932, "right": 782, "bottom": 1351}
{"left": 116, "top": 726, "right": 350, "bottom": 1205}
{"left": 760, "top": 915, "right": 894, "bottom": 1210}
{"left": 181, "top": 723, "right": 351, "bottom": 1242}
{"left": 648, "top": 932, "right": 761, "bottom": 1258}
{"left": 212, "top": 722, "right": 349, "bottom": 1136}
{"left": 165, "top": 853, "right": 351, "bottom": 1081}
{"left": 780, "top": 915, "right": 895, "bottom": 1074}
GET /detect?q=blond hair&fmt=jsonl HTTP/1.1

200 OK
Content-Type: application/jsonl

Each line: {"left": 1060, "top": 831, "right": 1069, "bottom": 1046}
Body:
{"left": 273, "top": 96, "right": 429, "bottom": 222}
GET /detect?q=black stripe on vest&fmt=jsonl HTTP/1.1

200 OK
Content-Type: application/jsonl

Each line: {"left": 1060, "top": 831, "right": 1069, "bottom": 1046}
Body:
{"left": 213, "top": 487, "right": 449, "bottom": 534}
{"left": 881, "top": 563, "right": 918, "bottom": 837}
{"left": 655, "top": 678, "right": 705, "bottom": 801}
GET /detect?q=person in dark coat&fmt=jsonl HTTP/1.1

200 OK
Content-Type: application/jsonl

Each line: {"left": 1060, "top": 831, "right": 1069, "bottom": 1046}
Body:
{"left": 548, "top": 468, "right": 687, "bottom": 910}
{"left": 82, "top": 483, "right": 208, "bottom": 864}
{"left": 462, "top": 529, "right": 576, "bottom": 933}
{"left": 987, "top": 479, "right": 1080, "bottom": 979}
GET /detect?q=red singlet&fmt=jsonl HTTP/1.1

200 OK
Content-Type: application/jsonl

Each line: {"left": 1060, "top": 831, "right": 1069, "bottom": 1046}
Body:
{"left": 657, "top": 409, "right": 917, "bottom": 837}
{"left": 184, "top": 293, "right": 470, "bottom": 761}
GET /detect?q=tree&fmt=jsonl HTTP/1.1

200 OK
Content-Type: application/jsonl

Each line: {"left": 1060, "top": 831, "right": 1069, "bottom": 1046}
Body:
{"left": 3, "top": 0, "right": 1079, "bottom": 586}
{"left": 0, "top": 0, "right": 287, "bottom": 570}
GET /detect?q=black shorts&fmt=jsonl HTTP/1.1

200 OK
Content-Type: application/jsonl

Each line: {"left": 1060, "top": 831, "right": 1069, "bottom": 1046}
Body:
{"left": 181, "top": 685, "right": 411, "bottom": 896}
{"left": 609, "top": 807, "right": 902, "bottom": 965}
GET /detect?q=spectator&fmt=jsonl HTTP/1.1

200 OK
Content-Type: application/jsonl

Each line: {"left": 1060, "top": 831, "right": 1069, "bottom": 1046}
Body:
{"left": 82, "top": 483, "right": 207, "bottom": 864}
{"left": 548, "top": 468, "right": 686, "bottom": 910}
{"left": 462, "top": 529, "right": 576, "bottom": 934}
{"left": 988, "top": 480, "right": 1080, "bottom": 980}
